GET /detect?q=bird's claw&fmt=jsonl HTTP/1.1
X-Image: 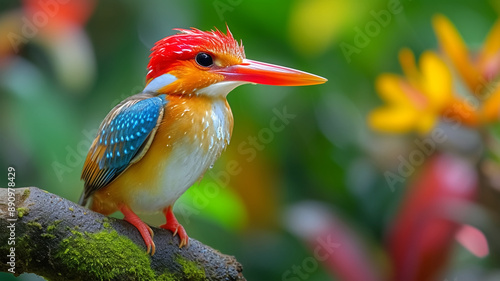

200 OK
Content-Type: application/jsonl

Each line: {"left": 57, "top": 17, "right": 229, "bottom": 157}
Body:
{"left": 161, "top": 206, "right": 189, "bottom": 248}
{"left": 120, "top": 205, "right": 156, "bottom": 255}
{"left": 160, "top": 222, "right": 189, "bottom": 248}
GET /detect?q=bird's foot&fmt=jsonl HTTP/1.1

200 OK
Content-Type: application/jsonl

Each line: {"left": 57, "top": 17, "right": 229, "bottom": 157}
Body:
{"left": 160, "top": 206, "right": 189, "bottom": 248}
{"left": 119, "top": 204, "right": 156, "bottom": 255}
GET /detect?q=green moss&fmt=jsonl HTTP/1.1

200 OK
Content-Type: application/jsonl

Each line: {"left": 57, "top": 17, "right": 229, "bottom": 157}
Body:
{"left": 47, "top": 220, "right": 62, "bottom": 232}
{"left": 28, "top": 221, "right": 43, "bottom": 230}
{"left": 175, "top": 255, "right": 206, "bottom": 280}
{"left": 22, "top": 188, "right": 30, "bottom": 199}
{"left": 157, "top": 272, "right": 178, "bottom": 281}
{"left": 16, "top": 207, "right": 28, "bottom": 218}
{"left": 101, "top": 217, "right": 111, "bottom": 229}
{"left": 56, "top": 230, "right": 156, "bottom": 280}
{"left": 154, "top": 255, "right": 205, "bottom": 281}
{"left": 41, "top": 233, "right": 56, "bottom": 239}
{"left": 15, "top": 235, "right": 33, "bottom": 267}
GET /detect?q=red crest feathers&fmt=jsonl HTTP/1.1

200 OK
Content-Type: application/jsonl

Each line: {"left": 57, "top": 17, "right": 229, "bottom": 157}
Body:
{"left": 146, "top": 26, "right": 245, "bottom": 82}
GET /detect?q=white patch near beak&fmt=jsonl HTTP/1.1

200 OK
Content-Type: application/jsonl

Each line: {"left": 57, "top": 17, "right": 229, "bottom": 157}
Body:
{"left": 143, "top": 73, "right": 177, "bottom": 92}
{"left": 195, "top": 81, "right": 248, "bottom": 97}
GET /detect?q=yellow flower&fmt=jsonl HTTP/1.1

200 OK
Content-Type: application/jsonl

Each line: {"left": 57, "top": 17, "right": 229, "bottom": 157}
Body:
{"left": 369, "top": 49, "right": 476, "bottom": 134}
{"left": 433, "top": 15, "right": 500, "bottom": 94}
{"left": 482, "top": 86, "right": 500, "bottom": 122}
{"left": 369, "top": 15, "right": 500, "bottom": 134}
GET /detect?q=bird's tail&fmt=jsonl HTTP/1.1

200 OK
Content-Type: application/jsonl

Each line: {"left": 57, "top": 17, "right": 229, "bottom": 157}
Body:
{"left": 78, "top": 191, "right": 89, "bottom": 207}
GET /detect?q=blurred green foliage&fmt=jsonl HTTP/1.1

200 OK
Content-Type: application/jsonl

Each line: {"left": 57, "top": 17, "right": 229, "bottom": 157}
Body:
{"left": 1, "top": 0, "right": 499, "bottom": 280}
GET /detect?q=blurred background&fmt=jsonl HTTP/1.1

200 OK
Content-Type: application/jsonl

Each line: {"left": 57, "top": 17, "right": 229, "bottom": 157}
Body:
{"left": 1, "top": 0, "right": 500, "bottom": 280}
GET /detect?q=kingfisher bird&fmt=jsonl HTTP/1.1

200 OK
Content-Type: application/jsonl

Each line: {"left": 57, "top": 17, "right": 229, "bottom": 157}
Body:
{"left": 79, "top": 26, "right": 326, "bottom": 255}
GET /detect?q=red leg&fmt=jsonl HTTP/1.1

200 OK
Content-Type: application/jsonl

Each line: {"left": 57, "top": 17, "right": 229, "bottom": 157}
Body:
{"left": 160, "top": 206, "right": 188, "bottom": 248}
{"left": 119, "top": 204, "right": 156, "bottom": 255}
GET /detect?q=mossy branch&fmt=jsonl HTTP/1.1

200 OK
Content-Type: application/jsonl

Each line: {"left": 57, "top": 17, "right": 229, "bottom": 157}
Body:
{"left": 0, "top": 187, "right": 245, "bottom": 281}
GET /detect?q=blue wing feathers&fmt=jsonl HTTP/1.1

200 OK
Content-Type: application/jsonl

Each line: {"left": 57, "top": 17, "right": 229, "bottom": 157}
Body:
{"left": 81, "top": 94, "right": 167, "bottom": 199}
{"left": 98, "top": 96, "right": 166, "bottom": 170}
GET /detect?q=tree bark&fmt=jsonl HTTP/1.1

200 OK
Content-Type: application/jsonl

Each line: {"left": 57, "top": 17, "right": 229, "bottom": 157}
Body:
{"left": 0, "top": 187, "right": 245, "bottom": 281}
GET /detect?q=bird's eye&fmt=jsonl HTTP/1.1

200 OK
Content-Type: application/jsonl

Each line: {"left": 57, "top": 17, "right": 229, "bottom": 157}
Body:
{"left": 195, "top": 52, "right": 213, "bottom": 67}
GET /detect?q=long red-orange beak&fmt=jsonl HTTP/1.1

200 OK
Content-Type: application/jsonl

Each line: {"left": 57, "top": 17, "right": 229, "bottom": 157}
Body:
{"left": 216, "top": 59, "right": 327, "bottom": 86}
